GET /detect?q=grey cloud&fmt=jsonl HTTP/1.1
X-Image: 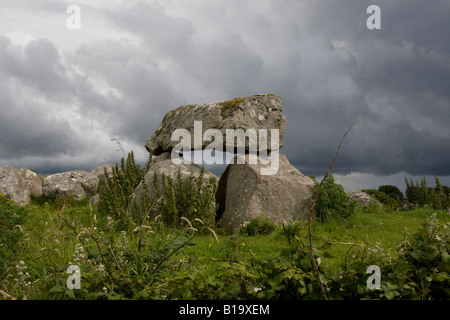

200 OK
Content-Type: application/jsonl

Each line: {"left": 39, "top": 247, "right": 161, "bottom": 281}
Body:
{"left": 258, "top": 0, "right": 450, "bottom": 178}
{"left": 0, "top": 37, "right": 83, "bottom": 159}
{"left": 0, "top": 37, "right": 70, "bottom": 97}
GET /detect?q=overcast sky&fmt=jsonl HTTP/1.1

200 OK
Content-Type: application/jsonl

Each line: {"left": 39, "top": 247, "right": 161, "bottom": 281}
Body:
{"left": 1, "top": 0, "right": 449, "bottom": 192}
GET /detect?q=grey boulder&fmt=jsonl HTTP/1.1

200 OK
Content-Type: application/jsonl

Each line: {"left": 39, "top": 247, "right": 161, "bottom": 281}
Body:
{"left": 217, "top": 153, "right": 315, "bottom": 232}
{"left": 145, "top": 94, "right": 286, "bottom": 156}
{"left": 16, "top": 168, "right": 43, "bottom": 198}
{"left": 43, "top": 170, "right": 99, "bottom": 200}
{"left": 347, "top": 190, "right": 379, "bottom": 207}
{"left": 90, "top": 164, "right": 116, "bottom": 181}
{"left": 0, "top": 165, "right": 41, "bottom": 205}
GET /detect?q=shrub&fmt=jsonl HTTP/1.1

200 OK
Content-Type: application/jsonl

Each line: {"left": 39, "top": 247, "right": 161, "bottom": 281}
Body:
{"left": 310, "top": 174, "right": 356, "bottom": 221}
{"left": 98, "top": 150, "right": 217, "bottom": 230}
{"left": 0, "top": 195, "right": 28, "bottom": 276}
{"left": 145, "top": 168, "right": 218, "bottom": 229}
{"left": 405, "top": 176, "right": 450, "bottom": 210}
{"left": 378, "top": 185, "right": 404, "bottom": 201}
{"left": 362, "top": 189, "right": 398, "bottom": 209}
{"left": 97, "top": 151, "right": 150, "bottom": 225}
{"left": 238, "top": 216, "right": 278, "bottom": 236}
{"left": 395, "top": 213, "right": 450, "bottom": 299}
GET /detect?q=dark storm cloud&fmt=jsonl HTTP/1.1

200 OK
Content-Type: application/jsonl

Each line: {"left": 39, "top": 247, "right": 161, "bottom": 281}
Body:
{"left": 106, "top": 1, "right": 266, "bottom": 96}
{"left": 0, "top": 36, "right": 70, "bottom": 98}
{"left": 70, "top": 38, "right": 178, "bottom": 142}
{"left": 0, "top": 36, "right": 84, "bottom": 159}
{"left": 263, "top": 0, "right": 450, "bottom": 177}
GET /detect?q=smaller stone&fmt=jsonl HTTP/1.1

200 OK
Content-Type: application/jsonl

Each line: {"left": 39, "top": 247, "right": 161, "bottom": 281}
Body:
{"left": 89, "top": 194, "right": 100, "bottom": 205}
{"left": 90, "top": 164, "right": 116, "bottom": 181}
{"left": 16, "top": 168, "right": 43, "bottom": 197}
{"left": 43, "top": 171, "right": 99, "bottom": 201}
{"left": 347, "top": 190, "right": 380, "bottom": 207}
{"left": 0, "top": 165, "right": 31, "bottom": 205}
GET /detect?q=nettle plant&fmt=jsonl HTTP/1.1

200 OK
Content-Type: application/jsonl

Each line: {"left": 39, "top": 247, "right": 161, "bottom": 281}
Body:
{"left": 50, "top": 211, "right": 203, "bottom": 300}
{"left": 330, "top": 213, "right": 450, "bottom": 300}
{"left": 394, "top": 213, "right": 450, "bottom": 299}
{"left": 146, "top": 169, "right": 218, "bottom": 229}
{"left": 97, "top": 150, "right": 218, "bottom": 231}
{"left": 97, "top": 151, "right": 150, "bottom": 226}
{"left": 163, "top": 213, "right": 450, "bottom": 300}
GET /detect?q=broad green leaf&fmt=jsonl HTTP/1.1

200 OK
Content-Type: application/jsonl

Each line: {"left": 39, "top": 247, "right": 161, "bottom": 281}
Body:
{"left": 49, "top": 284, "right": 65, "bottom": 293}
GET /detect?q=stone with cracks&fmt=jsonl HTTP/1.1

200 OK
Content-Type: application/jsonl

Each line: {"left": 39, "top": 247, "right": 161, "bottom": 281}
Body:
{"left": 0, "top": 165, "right": 41, "bottom": 205}
{"left": 16, "top": 168, "right": 43, "bottom": 198}
{"left": 43, "top": 170, "right": 99, "bottom": 201}
{"left": 217, "top": 154, "right": 315, "bottom": 232}
{"left": 145, "top": 94, "right": 286, "bottom": 156}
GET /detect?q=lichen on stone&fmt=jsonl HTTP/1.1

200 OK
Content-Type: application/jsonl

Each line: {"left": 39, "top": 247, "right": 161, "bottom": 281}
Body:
{"left": 219, "top": 97, "right": 247, "bottom": 119}
{"left": 154, "top": 124, "right": 165, "bottom": 136}
{"left": 168, "top": 104, "right": 195, "bottom": 117}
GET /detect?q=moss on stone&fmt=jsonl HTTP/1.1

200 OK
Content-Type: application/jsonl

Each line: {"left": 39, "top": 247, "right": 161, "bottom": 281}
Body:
{"left": 255, "top": 93, "right": 276, "bottom": 97}
{"left": 154, "top": 125, "right": 165, "bottom": 136}
{"left": 219, "top": 97, "right": 247, "bottom": 119}
{"left": 167, "top": 104, "right": 195, "bottom": 117}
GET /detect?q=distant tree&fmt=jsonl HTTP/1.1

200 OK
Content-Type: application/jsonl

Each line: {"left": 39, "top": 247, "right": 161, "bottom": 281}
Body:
{"left": 442, "top": 186, "right": 450, "bottom": 197}
{"left": 420, "top": 176, "right": 428, "bottom": 206}
{"left": 405, "top": 178, "right": 420, "bottom": 204}
{"left": 378, "top": 185, "right": 404, "bottom": 201}
{"left": 404, "top": 176, "right": 450, "bottom": 210}
{"left": 433, "top": 176, "right": 450, "bottom": 210}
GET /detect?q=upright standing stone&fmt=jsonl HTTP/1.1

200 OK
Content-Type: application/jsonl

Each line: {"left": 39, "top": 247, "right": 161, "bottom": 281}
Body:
{"left": 0, "top": 166, "right": 33, "bottom": 205}
{"left": 16, "top": 168, "right": 43, "bottom": 198}
{"left": 217, "top": 154, "right": 315, "bottom": 232}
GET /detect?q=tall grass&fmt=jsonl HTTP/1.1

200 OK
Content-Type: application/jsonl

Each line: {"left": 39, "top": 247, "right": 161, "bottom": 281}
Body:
{"left": 1, "top": 193, "right": 448, "bottom": 300}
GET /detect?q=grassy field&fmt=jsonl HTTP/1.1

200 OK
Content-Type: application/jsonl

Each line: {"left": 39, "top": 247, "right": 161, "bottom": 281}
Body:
{"left": 1, "top": 195, "right": 449, "bottom": 300}
{"left": 186, "top": 206, "right": 450, "bottom": 270}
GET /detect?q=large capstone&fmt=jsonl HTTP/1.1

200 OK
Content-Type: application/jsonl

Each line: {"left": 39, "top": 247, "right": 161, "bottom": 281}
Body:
{"left": 145, "top": 94, "right": 286, "bottom": 156}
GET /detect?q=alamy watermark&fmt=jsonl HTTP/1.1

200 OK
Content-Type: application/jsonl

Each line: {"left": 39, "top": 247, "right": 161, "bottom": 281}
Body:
{"left": 66, "top": 5, "right": 81, "bottom": 30}
{"left": 66, "top": 265, "right": 81, "bottom": 290}
{"left": 366, "top": 265, "right": 381, "bottom": 290}
{"left": 170, "top": 121, "right": 280, "bottom": 175}
{"left": 367, "top": 5, "right": 381, "bottom": 30}
{"left": 65, "top": 5, "right": 380, "bottom": 31}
